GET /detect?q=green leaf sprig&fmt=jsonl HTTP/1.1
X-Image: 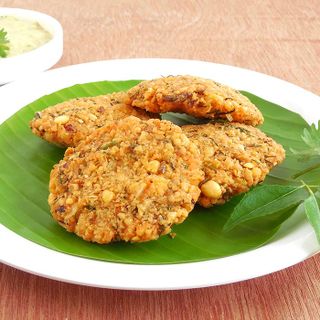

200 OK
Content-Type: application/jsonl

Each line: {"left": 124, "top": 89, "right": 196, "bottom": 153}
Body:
{"left": 0, "top": 28, "right": 10, "bottom": 58}
{"left": 223, "top": 183, "right": 319, "bottom": 234}
{"left": 223, "top": 184, "right": 309, "bottom": 231}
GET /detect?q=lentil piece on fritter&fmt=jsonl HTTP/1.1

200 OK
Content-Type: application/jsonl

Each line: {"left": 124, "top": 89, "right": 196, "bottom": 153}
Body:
{"left": 48, "top": 116, "right": 204, "bottom": 244}
{"left": 30, "top": 91, "right": 157, "bottom": 147}
{"left": 182, "top": 122, "right": 285, "bottom": 207}
{"left": 127, "top": 75, "right": 264, "bottom": 126}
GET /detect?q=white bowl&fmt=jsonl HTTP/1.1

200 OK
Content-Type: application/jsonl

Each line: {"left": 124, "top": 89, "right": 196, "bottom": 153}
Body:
{"left": 0, "top": 8, "right": 63, "bottom": 84}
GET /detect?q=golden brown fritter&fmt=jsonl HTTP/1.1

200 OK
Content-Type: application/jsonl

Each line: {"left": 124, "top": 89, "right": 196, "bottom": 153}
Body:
{"left": 48, "top": 116, "right": 204, "bottom": 244}
{"left": 127, "top": 75, "right": 264, "bottom": 126}
{"left": 182, "top": 122, "right": 285, "bottom": 207}
{"left": 30, "top": 91, "right": 157, "bottom": 147}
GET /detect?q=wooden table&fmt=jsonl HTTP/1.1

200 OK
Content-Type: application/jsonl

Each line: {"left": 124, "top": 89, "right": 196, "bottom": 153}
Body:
{"left": 1, "top": 1, "right": 320, "bottom": 319}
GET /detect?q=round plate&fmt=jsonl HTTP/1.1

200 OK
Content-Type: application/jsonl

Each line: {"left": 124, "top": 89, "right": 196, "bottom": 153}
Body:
{"left": 0, "top": 58, "right": 319, "bottom": 290}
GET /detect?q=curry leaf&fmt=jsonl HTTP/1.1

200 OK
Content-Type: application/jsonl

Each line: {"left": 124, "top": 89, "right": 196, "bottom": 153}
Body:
{"left": 223, "top": 185, "right": 309, "bottom": 232}
{"left": 290, "top": 121, "right": 320, "bottom": 159}
{"left": 304, "top": 190, "right": 320, "bottom": 242}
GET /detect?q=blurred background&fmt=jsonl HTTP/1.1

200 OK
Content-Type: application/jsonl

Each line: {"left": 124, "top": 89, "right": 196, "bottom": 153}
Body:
{"left": 2, "top": 0, "right": 319, "bottom": 94}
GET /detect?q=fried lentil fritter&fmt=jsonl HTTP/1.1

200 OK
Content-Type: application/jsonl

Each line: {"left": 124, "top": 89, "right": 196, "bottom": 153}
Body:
{"left": 182, "top": 122, "right": 285, "bottom": 207}
{"left": 30, "top": 91, "right": 157, "bottom": 147}
{"left": 49, "top": 116, "right": 204, "bottom": 244}
{"left": 127, "top": 75, "right": 264, "bottom": 126}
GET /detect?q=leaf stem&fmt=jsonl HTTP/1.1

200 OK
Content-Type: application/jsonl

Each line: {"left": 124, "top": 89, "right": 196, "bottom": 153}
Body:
{"left": 300, "top": 180, "right": 320, "bottom": 195}
{"left": 301, "top": 180, "right": 312, "bottom": 194}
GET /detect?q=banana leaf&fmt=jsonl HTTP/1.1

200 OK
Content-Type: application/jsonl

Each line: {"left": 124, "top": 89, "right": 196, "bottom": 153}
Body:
{"left": 0, "top": 80, "right": 314, "bottom": 264}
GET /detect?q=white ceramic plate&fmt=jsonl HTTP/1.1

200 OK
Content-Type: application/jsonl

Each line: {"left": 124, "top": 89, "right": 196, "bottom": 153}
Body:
{"left": 0, "top": 58, "right": 319, "bottom": 290}
{"left": 0, "top": 7, "right": 63, "bottom": 84}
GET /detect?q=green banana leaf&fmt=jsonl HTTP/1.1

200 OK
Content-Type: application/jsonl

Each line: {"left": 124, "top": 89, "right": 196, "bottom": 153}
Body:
{"left": 0, "top": 80, "right": 315, "bottom": 264}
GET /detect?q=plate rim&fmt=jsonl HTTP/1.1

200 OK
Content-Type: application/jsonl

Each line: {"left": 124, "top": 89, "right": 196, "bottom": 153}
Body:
{"left": 0, "top": 58, "right": 319, "bottom": 290}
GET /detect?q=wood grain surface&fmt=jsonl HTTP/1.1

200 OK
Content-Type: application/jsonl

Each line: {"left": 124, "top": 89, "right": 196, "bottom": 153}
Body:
{"left": 1, "top": 0, "right": 320, "bottom": 319}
